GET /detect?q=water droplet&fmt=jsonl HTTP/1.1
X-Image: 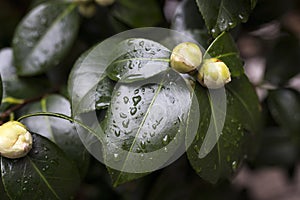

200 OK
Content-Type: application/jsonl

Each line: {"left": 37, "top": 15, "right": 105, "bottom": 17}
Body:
{"left": 120, "top": 112, "right": 127, "bottom": 118}
{"left": 150, "top": 132, "right": 155, "bottom": 137}
{"left": 228, "top": 22, "right": 233, "bottom": 27}
{"left": 211, "top": 28, "right": 216, "bottom": 33}
{"left": 140, "top": 141, "right": 146, "bottom": 149}
{"left": 132, "top": 95, "right": 141, "bottom": 106}
{"left": 24, "top": 180, "right": 28, "bottom": 184}
{"left": 152, "top": 124, "right": 157, "bottom": 130}
{"left": 134, "top": 89, "right": 139, "bottom": 94}
{"left": 44, "top": 155, "right": 48, "bottom": 160}
{"left": 162, "top": 135, "right": 169, "bottom": 145}
{"left": 122, "top": 119, "right": 130, "bottom": 128}
{"left": 139, "top": 41, "right": 144, "bottom": 47}
{"left": 114, "top": 130, "right": 121, "bottom": 137}
{"left": 23, "top": 187, "right": 27, "bottom": 191}
{"left": 34, "top": 150, "right": 39, "bottom": 154}
{"left": 116, "top": 91, "right": 121, "bottom": 96}
{"left": 43, "top": 147, "right": 48, "bottom": 151}
{"left": 123, "top": 96, "right": 129, "bottom": 104}
{"left": 232, "top": 161, "right": 237, "bottom": 170}
{"left": 130, "top": 107, "right": 137, "bottom": 115}
{"left": 238, "top": 14, "right": 244, "bottom": 20}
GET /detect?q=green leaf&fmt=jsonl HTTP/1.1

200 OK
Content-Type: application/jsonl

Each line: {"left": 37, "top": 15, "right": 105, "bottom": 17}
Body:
{"left": 268, "top": 89, "right": 300, "bottom": 142}
{"left": 12, "top": 2, "right": 80, "bottom": 76}
{"left": 265, "top": 35, "right": 300, "bottom": 86}
{"left": 195, "top": 0, "right": 256, "bottom": 37}
{"left": 112, "top": 0, "right": 163, "bottom": 27}
{"left": 1, "top": 133, "right": 80, "bottom": 199}
{"left": 187, "top": 75, "right": 261, "bottom": 183}
{"left": 0, "top": 173, "right": 10, "bottom": 200}
{"left": 17, "top": 94, "right": 90, "bottom": 178}
{"left": 171, "top": 0, "right": 210, "bottom": 48}
{"left": 95, "top": 76, "right": 116, "bottom": 110}
{"left": 106, "top": 38, "right": 171, "bottom": 83}
{"left": 204, "top": 32, "right": 244, "bottom": 77}
{"left": 0, "top": 48, "right": 50, "bottom": 99}
{"left": 102, "top": 71, "right": 193, "bottom": 186}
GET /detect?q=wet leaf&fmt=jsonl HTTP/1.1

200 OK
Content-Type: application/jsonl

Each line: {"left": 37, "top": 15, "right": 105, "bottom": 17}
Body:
{"left": 13, "top": 2, "right": 80, "bottom": 76}
{"left": 95, "top": 76, "right": 116, "bottom": 110}
{"left": 17, "top": 95, "right": 90, "bottom": 178}
{"left": 106, "top": 38, "right": 171, "bottom": 83}
{"left": 102, "top": 71, "right": 193, "bottom": 186}
{"left": 1, "top": 133, "right": 80, "bottom": 199}
{"left": 112, "top": 0, "right": 163, "bottom": 27}
{"left": 195, "top": 0, "right": 256, "bottom": 37}
{"left": 0, "top": 48, "right": 50, "bottom": 99}
{"left": 187, "top": 75, "right": 261, "bottom": 183}
{"left": 204, "top": 32, "right": 244, "bottom": 77}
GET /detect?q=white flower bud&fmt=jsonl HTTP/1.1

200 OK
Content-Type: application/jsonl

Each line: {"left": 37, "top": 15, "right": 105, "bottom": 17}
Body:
{"left": 0, "top": 121, "right": 32, "bottom": 159}
{"left": 95, "top": 0, "right": 115, "bottom": 6}
{"left": 170, "top": 42, "right": 202, "bottom": 73}
{"left": 197, "top": 58, "right": 231, "bottom": 89}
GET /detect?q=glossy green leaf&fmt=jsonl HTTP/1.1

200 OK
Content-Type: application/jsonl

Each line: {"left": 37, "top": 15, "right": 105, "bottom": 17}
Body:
{"left": 195, "top": 0, "right": 256, "bottom": 37}
{"left": 95, "top": 76, "right": 116, "bottom": 110}
{"left": 102, "top": 71, "right": 193, "bottom": 186}
{"left": 17, "top": 95, "right": 90, "bottom": 178}
{"left": 268, "top": 89, "right": 300, "bottom": 141}
{"left": 0, "top": 48, "right": 50, "bottom": 99}
{"left": 204, "top": 32, "right": 244, "bottom": 77}
{"left": 265, "top": 35, "right": 300, "bottom": 86}
{"left": 12, "top": 2, "right": 80, "bottom": 76}
{"left": 1, "top": 133, "right": 80, "bottom": 199}
{"left": 112, "top": 0, "right": 163, "bottom": 27}
{"left": 187, "top": 75, "right": 261, "bottom": 183}
{"left": 171, "top": 0, "right": 210, "bottom": 48}
{"left": 0, "top": 173, "right": 10, "bottom": 200}
{"left": 106, "top": 38, "right": 171, "bottom": 83}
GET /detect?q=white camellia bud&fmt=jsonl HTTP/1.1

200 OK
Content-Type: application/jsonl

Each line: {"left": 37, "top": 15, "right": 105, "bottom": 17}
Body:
{"left": 197, "top": 58, "right": 231, "bottom": 89}
{"left": 170, "top": 42, "right": 202, "bottom": 73}
{"left": 95, "top": 0, "right": 115, "bottom": 6}
{"left": 0, "top": 121, "right": 32, "bottom": 159}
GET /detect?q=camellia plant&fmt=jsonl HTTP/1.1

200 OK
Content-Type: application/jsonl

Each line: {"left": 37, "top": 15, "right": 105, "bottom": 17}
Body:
{"left": 0, "top": 0, "right": 299, "bottom": 199}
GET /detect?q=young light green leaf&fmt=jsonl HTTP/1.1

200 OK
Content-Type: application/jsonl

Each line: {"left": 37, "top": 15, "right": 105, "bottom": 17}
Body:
{"left": 106, "top": 38, "right": 171, "bottom": 83}
{"left": 13, "top": 2, "right": 80, "bottom": 76}
{"left": 187, "top": 75, "right": 261, "bottom": 183}
{"left": 102, "top": 71, "right": 193, "bottom": 186}
{"left": 1, "top": 133, "right": 81, "bottom": 199}
{"left": 112, "top": 0, "right": 163, "bottom": 27}
{"left": 195, "top": 0, "right": 257, "bottom": 37}
{"left": 204, "top": 32, "right": 244, "bottom": 77}
{"left": 17, "top": 94, "right": 90, "bottom": 178}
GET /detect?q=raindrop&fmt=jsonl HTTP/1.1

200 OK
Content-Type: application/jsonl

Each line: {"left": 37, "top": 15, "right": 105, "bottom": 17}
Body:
{"left": 139, "top": 41, "right": 144, "bottom": 47}
{"left": 228, "top": 22, "right": 233, "bottom": 27}
{"left": 123, "top": 96, "right": 129, "bottom": 104}
{"left": 211, "top": 28, "right": 216, "bottom": 33}
{"left": 162, "top": 135, "right": 169, "bottom": 145}
{"left": 232, "top": 161, "right": 237, "bottom": 170}
{"left": 43, "top": 147, "right": 48, "bottom": 151}
{"left": 120, "top": 112, "right": 127, "bottom": 118}
{"left": 23, "top": 187, "right": 27, "bottom": 191}
{"left": 122, "top": 119, "right": 130, "bottom": 128}
{"left": 134, "top": 89, "right": 139, "bottom": 94}
{"left": 114, "top": 130, "right": 121, "bottom": 137}
{"left": 152, "top": 124, "right": 157, "bottom": 130}
{"left": 132, "top": 95, "right": 142, "bottom": 106}
{"left": 116, "top": 91, "right": 121, "bottom": 96}
{"left": 164, "top": 147, "right": 168, "bottom": 152}
{"left": 130, "top": 107, "right": 137, "bottom": 115}
{"left": 238, "top": 14, "right": 244, "bottom": 20}
{"left": 150, "top": 132, "right": 155, "bottom": 137}
{"left": 24, "top": 180, "right": 28, "bottom": 184}
{"left": 113, "top": 153, "right": 119, "bottom": 161}
{"left": 34, "top": 150, "right": 39, "bottom": 154}
{"left": 127, "top": 39, "right": 134, "bottom": 46}
{"left": 140, "top": 141, "right": 146, "bottom": 149}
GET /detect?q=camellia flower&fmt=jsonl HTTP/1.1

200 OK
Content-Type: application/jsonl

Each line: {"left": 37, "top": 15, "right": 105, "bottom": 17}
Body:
{"left": 0, "top": 121, "right": 32, "bottom": 159}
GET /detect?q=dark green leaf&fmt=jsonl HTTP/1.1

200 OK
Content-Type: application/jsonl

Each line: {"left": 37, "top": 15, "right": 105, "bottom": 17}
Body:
{"left": 103, "top": 71, "right": 193, "bottom": 186}
{"left": 187, "top": 75, "right": 261, "bottom": 183}
{"left": 17, "top": 95, "right": 90, "bottom": 178}
{"left": 195, "top": 0, "right": 256, "bottom": 37}
{"left": 112, "top": 0, "right": 163, "bottom": 27}
{"left": 265, "top": 35, "right": 300, "bottom": 86}
{"left": 1, "top": 133, "right": 80, "bottom": 199}
{"left": 171, "top": 0, "right": 210, "bottom": 48}
{"left": 13, "top": 2, "right": 80, "bottom": 76}
{"left": 204, "top": 32, "right": 244, "bottom": 77}
{"left": 106, "top": 38, "right": 171, "bottom": 83}
{"left": 0, "top": 48, "right": 50, "bottom": 99}
{"left": 95, "top": 76, "right": 116, "bottom": 110}
{"left": 0, "top": 173, "right": 10, "bottom": 200}
{"left": 268, "top": 89, "right": 300, "bottom": 142}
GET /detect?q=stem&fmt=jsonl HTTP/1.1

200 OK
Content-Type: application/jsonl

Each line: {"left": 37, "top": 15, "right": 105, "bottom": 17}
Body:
{"left": 17, "top": 112, "right": 103, "bottom": 143}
